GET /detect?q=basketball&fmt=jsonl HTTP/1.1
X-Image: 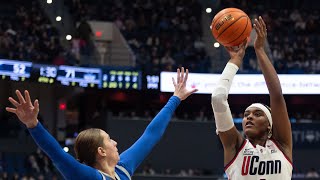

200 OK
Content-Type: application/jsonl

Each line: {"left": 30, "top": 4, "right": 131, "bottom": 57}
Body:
{"left": 210, "top": 8, "right": 252, "bottom": 47}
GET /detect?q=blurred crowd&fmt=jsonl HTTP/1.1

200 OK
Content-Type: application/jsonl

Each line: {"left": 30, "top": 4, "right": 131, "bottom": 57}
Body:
{"left": 0, "top": 150, "right": 59, "bottom": 180}
{"left": 66, "top": 0, "right": 210, "bottom": 73}
{"left": 0, "top": 1, "right": 62, "bottom": 64}
{"left": 110, "top": 108, "right": 320, "bottom": 124}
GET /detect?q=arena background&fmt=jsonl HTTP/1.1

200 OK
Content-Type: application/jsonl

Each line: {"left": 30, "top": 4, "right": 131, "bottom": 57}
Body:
{"left": 0, "top": 0, "right": 319, "bottom": 179}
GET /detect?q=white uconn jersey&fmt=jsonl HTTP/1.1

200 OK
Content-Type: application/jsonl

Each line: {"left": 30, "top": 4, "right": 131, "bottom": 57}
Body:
{"left": 225, "top": 139, "right": 292, "bottom": 180}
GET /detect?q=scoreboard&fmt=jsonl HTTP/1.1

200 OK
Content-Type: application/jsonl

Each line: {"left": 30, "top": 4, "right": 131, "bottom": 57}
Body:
{"left": 57, "top": 65, "right": 102, "bottom": 88}
{"left": 0, "top": 59, "right": 142, "bottom": 90}
{"left": 102, "top": 70, "right": 140, "bottom": 89}
{"left": 31, "top": 64, "right": 58, "bottom": 84}
{"left": 0, "top": 60, "right": 32, "bottom": 81}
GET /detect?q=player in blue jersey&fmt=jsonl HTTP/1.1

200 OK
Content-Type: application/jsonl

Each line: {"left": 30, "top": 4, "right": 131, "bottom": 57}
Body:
{"left": 6, "top": 67, "right": 198, "bottom": 180}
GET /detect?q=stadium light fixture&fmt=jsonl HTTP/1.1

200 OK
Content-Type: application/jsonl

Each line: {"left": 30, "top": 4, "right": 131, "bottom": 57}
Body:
{"left": 56, "top": 16, "right": 62, "bottom": 22}
{"left": 66, "top": 35, "right": 72, "bottom": 41}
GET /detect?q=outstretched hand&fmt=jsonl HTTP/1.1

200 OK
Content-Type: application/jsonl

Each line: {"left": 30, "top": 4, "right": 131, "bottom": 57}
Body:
{"left": 172, "top": 67, "right": 198, "bottom": 101}
{"left": 6, "top": 90, "right": 39, "bottom": 128}
{"left": 254, "top": 16, "right": 267, "bottom": 50}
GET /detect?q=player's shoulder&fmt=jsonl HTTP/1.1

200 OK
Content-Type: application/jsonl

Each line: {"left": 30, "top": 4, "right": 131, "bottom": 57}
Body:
{"left": 115, "top": 164, "right": 131, "bottom": 180}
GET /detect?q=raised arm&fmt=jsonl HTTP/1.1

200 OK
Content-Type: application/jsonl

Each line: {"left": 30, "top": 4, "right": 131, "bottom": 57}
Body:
{"left": 211, "top": 42, "right": 247, "bottom": 166}
{"left": 119, "top": 67, "right": 198, "bottom": 175}
{"left": 6, "top": 90, "right": 101, "bottom": 180}
{"left": 253, "top": 16, "right": 292, "bottom": 161}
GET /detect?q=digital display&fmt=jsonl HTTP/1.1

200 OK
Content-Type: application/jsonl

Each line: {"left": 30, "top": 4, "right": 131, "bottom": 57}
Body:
{"left": 146, "top": 74, "right": 160, "bottom": 90}
{"left": 161, "top": 72, "right": 320, "bottom": 94}
{"left": 102, "top": 70, "right": 141, "bottom": 89}
{"left": 31, "top": 64, "right": 58, "bottom": 84}
{"left": 57, "top": 66, "right": 102, "bottom": 88}
{"left": 0, "top": 59, "right": 143, "bottom": 90}
{"left": 0, "top": 59, "right": 32, "bottom": 81}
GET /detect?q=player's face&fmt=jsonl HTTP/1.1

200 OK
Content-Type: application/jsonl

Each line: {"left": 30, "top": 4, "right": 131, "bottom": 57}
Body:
{"left": 242, "top": 107, "right": 270, "bottom": 139}
{"left": 100, "top": 130, "right": 120, "bottom": 163}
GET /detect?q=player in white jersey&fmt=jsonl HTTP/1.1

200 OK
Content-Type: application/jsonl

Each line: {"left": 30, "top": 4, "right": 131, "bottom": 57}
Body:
{"left": 211, "top": 17, "right": 293, "bottom": 179}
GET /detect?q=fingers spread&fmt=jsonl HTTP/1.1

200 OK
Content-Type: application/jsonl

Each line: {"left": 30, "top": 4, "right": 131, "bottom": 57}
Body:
{"left": 183, "top": 69, "right": 189, "bottom": 84}
{"left": 258, "top": 16, "right": 267, "bottom": 36}
{"left": 172, "top": 77, "right": 177, "bottom": 87}
{"left": 187, "top": 88, "right": 199, "bottom": 97}
{"left": 191, "top": 88, "right": 198, "bottom": 94}
{"left": 9, "top": 97, "right": 20, "bottom": 107}
{"left": 177, "top": 68, "right": 181, "bottom": 84}
{"left": 180, "top": 67, "right": 185, "bottom": 83}
{"left": 16, "top": 90, "right": 26, "bottom": 104}
{"left": 259, "top": 16, "right": 266, "bottom": 29}
{"left": 254, "top": 18, "right": 262, "bottom": 29}
{"left": 25, "top": 90, "right": 32, "bottom": 106}
{"left": 34, "top": 99, "right": 40, "bottom": 112}
{"left": 254, "top": 23, "right": 262, "bottom": 37}
{"left": 6, "top": 107, "right": 16, "bottom": 113}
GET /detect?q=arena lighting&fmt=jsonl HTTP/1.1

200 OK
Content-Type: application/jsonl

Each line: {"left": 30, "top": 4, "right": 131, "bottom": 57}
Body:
{"left": 66, "top": 35, "right": 72, "bottom": 40}
{"left": 56, "top": 16, "right": 62, "bottom": 22}
{"left": 214, "top": 42, "right": 220, "bottom": 48}
{"left": 47, "top": 0, "right": 52, "bottom": 4}
{"left": 206, "top": 8, "right": 212, "bottom": 13}
{"left": 63, "top": 147, "right": 69, "bottom": 152}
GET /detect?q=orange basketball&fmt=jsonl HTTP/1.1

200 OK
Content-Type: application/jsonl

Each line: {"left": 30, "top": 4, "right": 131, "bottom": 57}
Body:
{"left": 210, "top": 8, "right": 252, "bottom": 47}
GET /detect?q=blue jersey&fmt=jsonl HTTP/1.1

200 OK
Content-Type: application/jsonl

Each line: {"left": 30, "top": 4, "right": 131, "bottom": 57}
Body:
{"left": 28, "top": 96, "right": 181, "bottom": 180}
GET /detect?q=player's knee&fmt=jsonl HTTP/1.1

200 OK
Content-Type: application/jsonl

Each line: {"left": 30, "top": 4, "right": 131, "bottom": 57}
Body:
{"left": 211, "top": 86, "right": 228, "bottom": 112}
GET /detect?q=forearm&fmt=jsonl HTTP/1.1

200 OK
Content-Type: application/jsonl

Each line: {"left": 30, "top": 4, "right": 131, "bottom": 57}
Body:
{"left": 255, "top": 48, "right": 282, "bottom": 96}
{"left": 144, "top": 96, "right": 180, "bottom": 136}
{"left": 211, "top": 63, "right": 238, "bottom": 133}
{"left": 28, "top": 122, "right": 65, "bottom": 158}
{"left": 216, "top": 62, "right": 239, "bottom": 93}
{"left": 119, "top": 96, "right": 180, "bottom": 174}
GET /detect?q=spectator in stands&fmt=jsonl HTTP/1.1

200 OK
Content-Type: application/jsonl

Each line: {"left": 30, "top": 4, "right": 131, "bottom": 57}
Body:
{"left": 141, "top": 163, "right": 156, "bottom": 175}
{"left": 25, "top": 155, "right": 40, "bottom": 175}
{"left": 0, "top": 171, "right": 8, "bottom": 180}
{"left": 66, "top": 0, "right": 204, "bottom": 72}
{"left": 0, "top": 1, "right": 62, "bottom": 64}
{"left": 306, "top": 168, "right": 320, "bottom": 178}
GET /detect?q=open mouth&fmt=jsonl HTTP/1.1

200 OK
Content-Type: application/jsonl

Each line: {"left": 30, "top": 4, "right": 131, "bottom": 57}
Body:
{"left": 245, "top": 121, "right": 254, "bottom": 127}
